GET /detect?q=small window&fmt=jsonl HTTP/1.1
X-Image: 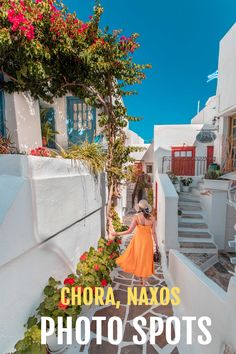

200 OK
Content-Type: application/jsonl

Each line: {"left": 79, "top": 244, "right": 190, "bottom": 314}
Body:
{"left": 146, "top": 164, "right": 153, "bottom": 174}
{"left": 180, "top": 151, "right": 186, "bottom": 157}
{"left": 186, "top": 151, "right": 192, "bottom": 157}
{"left": 174, "top": 151, "right": 180, "bottom": 157}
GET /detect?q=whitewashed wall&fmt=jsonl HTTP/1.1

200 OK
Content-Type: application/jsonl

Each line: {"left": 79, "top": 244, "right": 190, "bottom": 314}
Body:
{"left": 200, "top": 189, "right": 228, "bottom": 250}
{"left": 155, "top": 172, "right": 179, "bottom": 250}
{"left": 0, "top": 155, "right": 106, "bottom": 353}
{"left": 217, "top": 23, "right": 236, "bottom": 115}
{"left": 5, "top": 92, "right": 42, "bottom": 152}
{"left": 125, "top": 128, "right": 144, "bottom": 145}
{"left": 191, "top": 96, "right": 218, "bottom": 125}
{"left": 153, "top": 124, "right": 213, "bottom": 174}
{"left": 169, "top": 250, "right": 236, "bottom": 354}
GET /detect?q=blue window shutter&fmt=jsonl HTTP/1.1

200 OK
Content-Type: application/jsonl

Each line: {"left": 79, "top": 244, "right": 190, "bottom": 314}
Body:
{"left": 45, "top": 107, "right": 56, "bottom": 148}
{"left": 67, "top": 96, "right": 96, "bottom": 145}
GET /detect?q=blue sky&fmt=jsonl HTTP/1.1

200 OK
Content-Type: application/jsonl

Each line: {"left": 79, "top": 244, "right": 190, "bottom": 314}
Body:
{"left": 63, "top": 0, "right": 236, "bottom": 142}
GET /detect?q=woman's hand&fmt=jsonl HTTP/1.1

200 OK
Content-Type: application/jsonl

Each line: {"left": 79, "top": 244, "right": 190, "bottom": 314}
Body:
{"left": 111, "top": 231, "right": 117, "bottom": 237}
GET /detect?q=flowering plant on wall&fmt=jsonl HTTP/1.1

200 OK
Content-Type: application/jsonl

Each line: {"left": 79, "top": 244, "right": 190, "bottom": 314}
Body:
{"left": 0, "top": 0, "right": 150, "bottom": 236}
{"left": 12, "top": 236, "right": 122, "bottom": 352}
{"left": 30, "top": 147, "right": 51, "bottom": 157}
{"left": 77, "top": 237, "right": 121, "bottom": 287}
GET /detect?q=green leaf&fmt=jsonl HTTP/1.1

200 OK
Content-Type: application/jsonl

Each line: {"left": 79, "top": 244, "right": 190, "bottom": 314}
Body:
{"left": 26, "top": 316, "right": 37, "bottom": 329}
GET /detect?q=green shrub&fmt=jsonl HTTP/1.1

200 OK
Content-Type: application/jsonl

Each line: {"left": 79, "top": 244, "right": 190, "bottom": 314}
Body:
{"left": 111, "top": 207, "right": 129, "bottom": 232}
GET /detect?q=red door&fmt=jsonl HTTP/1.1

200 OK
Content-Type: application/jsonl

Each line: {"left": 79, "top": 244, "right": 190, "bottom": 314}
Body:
{"left": 171, "top": 146, "right": 196, "bottom": 176}
{"left": 207, "top": 146, "right": 214, "bottom": 169}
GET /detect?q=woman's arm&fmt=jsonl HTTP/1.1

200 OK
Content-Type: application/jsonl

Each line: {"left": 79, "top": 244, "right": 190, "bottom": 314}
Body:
{"left": 111, "top": 217, "right": 137, "bottom": 237}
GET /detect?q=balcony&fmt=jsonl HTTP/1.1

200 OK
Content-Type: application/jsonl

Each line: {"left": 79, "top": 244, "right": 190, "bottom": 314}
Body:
{"left": 162, "top": 156, "right": 215, "bottom": 176}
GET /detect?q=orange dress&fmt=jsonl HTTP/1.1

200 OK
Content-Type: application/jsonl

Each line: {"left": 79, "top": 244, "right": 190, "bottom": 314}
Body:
{"left": 116, "top": 221, "right": 154, "bottom": 278}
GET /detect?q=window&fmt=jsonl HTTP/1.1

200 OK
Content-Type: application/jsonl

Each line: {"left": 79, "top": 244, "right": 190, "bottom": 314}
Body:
{"left": 146, "top": 164, "right": 153, "bottom": 174}
{"left": 67, "top": 97, "right": 96, "bottom": 144}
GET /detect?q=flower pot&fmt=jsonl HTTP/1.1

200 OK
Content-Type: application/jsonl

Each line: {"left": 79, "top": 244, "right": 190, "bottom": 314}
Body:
{"left": 47, "top": 332, "right": 67, "bottom": 353}
{"left": 203, "top": 179, "right": 231, "bottom": 192}
{"left": 181, "top": 185, "right": 190, "bottom": 192}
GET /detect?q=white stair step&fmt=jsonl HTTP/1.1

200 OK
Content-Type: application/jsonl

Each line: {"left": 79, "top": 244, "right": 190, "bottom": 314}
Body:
{"left": 178, "top": 231, "right": 212, "bottom": 239}
{"left": 178, "top": 227, "right": 209, "bottom": 233}
{"left": 180, "top": 217, "right": 205, "bottom": 223}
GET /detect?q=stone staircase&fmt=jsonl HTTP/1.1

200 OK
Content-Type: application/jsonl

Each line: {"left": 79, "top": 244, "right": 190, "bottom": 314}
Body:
{"left": 178, "top": 191, "right": 218, "bottom": 271}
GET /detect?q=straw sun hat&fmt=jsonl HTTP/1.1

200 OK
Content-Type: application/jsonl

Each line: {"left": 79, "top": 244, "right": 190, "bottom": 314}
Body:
{"left": 135, "top": 199, "right": 152, "bottom": 214}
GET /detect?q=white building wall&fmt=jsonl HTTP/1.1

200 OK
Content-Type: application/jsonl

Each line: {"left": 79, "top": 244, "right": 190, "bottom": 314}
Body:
{"left": 125, "top": 128, "right": 144, "bottom": 145}
{"left": 217, "top": 23, "right": 236, "bottom": 115}
{"left": 155, "top": 172, "right": 179, "bottom": 251}
{"left": 169, "top": 250, "right": 236, "bottom": 354}
{"left": 153, "top": 124, "right": 211, "bottom": 174}
{"left": 5, "top": 92, "right": 42, "bottom": 152}
{"left": 0, "top": 155, "right": 106, "bottom": 353}
{"left": 191, "top": 96, "right": 218, "bottom": 125}
{"left": 213, "top": 23, "right": 236, "bottom": 169}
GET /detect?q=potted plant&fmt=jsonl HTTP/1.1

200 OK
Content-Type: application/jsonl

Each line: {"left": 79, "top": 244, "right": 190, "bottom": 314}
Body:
{"left": 180, "top": 177, "right": 193, "bottom": 192}
{"left": 203, "top": 170, "right": 230, "bottom": 191}
{"left": 167, "top": 172, "right": 179, "bottom": 191}
{"left": 41, "top": 121, "right": 59, "bottom": 147}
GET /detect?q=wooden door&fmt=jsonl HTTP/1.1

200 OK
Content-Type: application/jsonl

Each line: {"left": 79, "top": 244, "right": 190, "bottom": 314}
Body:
{"left": 171, "top": 146, "right": 196, "bottom": 176}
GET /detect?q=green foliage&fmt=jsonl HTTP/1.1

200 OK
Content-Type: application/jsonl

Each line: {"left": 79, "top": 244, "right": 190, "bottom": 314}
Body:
{"left": 167, "top": 172, "right": 179, "bottom": 184}
{"left": 180, "top": 177, "right": 193, "bottom": 186}
{"left": 57, "top": 141, "right": 106, "bottom": 174}
{"left": 147, "top": 188, "right": 153, "bottom": 206}
{"left": 12, "top": 237, "right": 121, "bottom": 352}
{"left": 77, "top": 237, "right": 121, "bottom": 286}
{"left": 111, "top": 207, "right": 129, "bottom": 232}
{"left": 0, "top": 0, "right": 150, "bottom": 231}
{"left": 40, "top": 108, "right": 59, "bottom": 146}
{"left": 36, "top": 276, "right": 82, "bottom": 330}
{"left": 204, "top": 170, "right": 222, "bottom": 179}
{"left": 14, "top": 326, "right": 47, "bottom": 354}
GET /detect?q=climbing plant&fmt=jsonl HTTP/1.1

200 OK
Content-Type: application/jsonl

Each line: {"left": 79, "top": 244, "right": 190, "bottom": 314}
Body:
{"left": 0, "top": 0, "right": 151, "bottom": 233}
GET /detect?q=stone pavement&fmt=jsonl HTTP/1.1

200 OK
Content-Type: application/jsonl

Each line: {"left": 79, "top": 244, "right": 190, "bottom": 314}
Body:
{"left": 65, "top": 212, "right": 180, "bottom": 354}
{"left": 87, "top": 238, "right": 179, "bottom": 354}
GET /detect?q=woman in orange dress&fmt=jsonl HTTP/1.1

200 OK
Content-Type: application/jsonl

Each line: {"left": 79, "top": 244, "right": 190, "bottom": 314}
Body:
{"left": 111, "top": 200, "right": 158, "bottom": 285}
